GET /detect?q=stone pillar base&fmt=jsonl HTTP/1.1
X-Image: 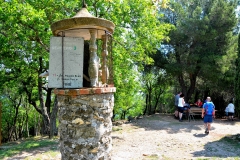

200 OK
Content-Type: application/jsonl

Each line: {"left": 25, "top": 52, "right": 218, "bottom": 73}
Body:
{"left": 55, "top": 87, "right": 115, "bottom": 160}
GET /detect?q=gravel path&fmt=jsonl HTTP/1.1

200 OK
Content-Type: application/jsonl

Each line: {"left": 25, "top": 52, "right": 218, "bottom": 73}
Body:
{"left": 5, "top": 113, "right": 240, "bottom": 160}
{"left": 111, "top": 114, "right": 240, "bottom": 160}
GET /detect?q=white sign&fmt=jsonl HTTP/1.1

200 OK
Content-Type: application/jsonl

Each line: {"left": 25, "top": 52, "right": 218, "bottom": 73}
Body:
{"left": 48, "top": 37, "right": 84, "bottom": 88}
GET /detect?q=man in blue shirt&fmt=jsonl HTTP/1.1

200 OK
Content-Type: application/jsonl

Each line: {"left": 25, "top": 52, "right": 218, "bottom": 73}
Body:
{"left": 202, "top": 97, "right": 215, "bottom": 134}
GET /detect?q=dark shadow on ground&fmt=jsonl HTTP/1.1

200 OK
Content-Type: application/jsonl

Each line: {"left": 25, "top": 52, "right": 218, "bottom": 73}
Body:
{"left": 131, "top": 114, "right": 203, "bottom": 134}
{"left": 112, "top": 136, "right": 124, "bottom": 140}
{"left": 193, "top": 133, "right": 208, "bottom": 138}
{"left": 117, "top": 113, "right": 239, "bottom": 134}
{"left": 0, "top": 146, "right": 59, "bottom": 160}
{"left": 191, "top": 134, "right": 240, "bottom": 158}
{"left": 112, "top": 113, "right": 240, "bottom": 159}
{"left": 3, "top": 146, "right": 59, "bottom": 160}
{"left": 114, "top": 114, "right": 239, "bottom": 134}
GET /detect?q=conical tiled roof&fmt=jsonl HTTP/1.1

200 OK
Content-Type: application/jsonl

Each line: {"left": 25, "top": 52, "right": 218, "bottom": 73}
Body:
{"left": 51, "top": 6, "right": 115, "bottom": 39}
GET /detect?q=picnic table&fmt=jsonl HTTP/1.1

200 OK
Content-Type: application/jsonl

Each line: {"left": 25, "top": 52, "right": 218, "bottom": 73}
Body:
{"left": 185, "top": 104, "right": 218, "bottom": 122}
{"left": 188, "top": 105, "right": 202, "bottom": 121}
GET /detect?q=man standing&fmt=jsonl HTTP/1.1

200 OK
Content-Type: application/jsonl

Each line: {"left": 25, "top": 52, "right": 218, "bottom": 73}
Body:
{"left": 178, "top": 93, "right": 185, "bottom": 122}
{"left": 226, "top": 100, "right": 235, "bottom": 121}
{"left": 174, "top": 91, "right": 182, "bottom": 118}
{"left": 202, "top": 97, "right": 215, "bottom": 134}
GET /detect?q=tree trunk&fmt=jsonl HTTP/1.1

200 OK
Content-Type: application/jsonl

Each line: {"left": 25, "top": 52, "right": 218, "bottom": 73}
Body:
{"left": 38, "top": 57, "right": 51, "bottom": 135}
{"left": 235, "top": 34, "right": 240, "bottom": 117}
{"left": 148, "top": 93, "right": 151, "bottom": 115}
{"left": 0, "top": 102, "right": 1, "bottom": 145}
{"left": 49, "top": 96, "right": 58, "bottom": 139}
{"left": 9, "top": 126, "right": 16, "bottom": 141}
{"left": 178, "top": 73, "right": 197, "bottom": 103}
{"left": 26, "top": 121, "right": 29, "bottom": 138}
{"left": 34, "top": 114, "right": 41, "bottom": 136}
{"left": 153, "top": 89, "right": 163, "bottom": 114}
{"left": 146, "top": 83, "right": 152, "bottom": 115}
{"left": 26, "top": 110, "right": 29, "bottom": 137}
{"left": 120, "top": 110, "right": 126, "bottom": 120}
{"left": 38, "top": 84, "right": 50, "bottom": 134}
{"left": 18, "top": 121, "right": 23, "bottom": 139}
{"left": 143, "top": 93, "right": 148, "bottom": 115}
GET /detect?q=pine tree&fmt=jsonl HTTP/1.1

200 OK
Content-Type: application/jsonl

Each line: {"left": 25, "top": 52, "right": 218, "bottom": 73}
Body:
{"left": 234, "top": 34, "right": 240, "bottom": 117}
{"left": 162, "top": 0, "right": 238, "bottom": 102}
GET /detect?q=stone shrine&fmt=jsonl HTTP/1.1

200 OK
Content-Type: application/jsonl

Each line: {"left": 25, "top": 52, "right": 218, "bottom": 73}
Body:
{"left": 49, "top": 2, "right": 115, "bottom": 159}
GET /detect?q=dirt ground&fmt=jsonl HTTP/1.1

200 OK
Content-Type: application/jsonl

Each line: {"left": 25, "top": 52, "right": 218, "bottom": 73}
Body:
{"left": 6, "top": 113, "right": 240, "bottom": 160}
{"left": 111, "top": 114, "right": 240, "bottom": 160}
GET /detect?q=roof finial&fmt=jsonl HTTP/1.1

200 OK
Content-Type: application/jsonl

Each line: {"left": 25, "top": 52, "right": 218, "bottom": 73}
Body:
{"left": 82, "top": 0, "right": 87, "bottom": 8}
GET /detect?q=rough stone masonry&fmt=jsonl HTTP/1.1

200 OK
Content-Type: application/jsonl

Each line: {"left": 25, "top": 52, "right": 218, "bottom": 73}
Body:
{"left": 57, "top": 91, "right": 114, "bottom": 160}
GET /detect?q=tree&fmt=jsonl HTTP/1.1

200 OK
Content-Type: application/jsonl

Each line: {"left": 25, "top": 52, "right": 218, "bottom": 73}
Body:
{"left": 142, "top": 67, "right": 173, "bottom": 115}
{"left": 0, "top": 0, "right": 73, "bottom": 137}
{"left": 161, "top": 0, "right": 238, "bottom": 103}
{"left": 0, "top": 87, "right": 23, "bottom": 141}
{"left": 106, "top": 0, "right": 173, "bottom": 119}
{"left": 234, "top": 34, "right": 240, "bottom": 117}
{"left": 0, "top": 0, "right": 172, "bottom": 134}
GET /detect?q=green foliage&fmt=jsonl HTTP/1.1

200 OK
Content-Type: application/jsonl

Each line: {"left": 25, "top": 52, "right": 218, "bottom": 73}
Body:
{"left": 0, "top": 0, "right": 78, "bottom": 140}
{"left": 0, "top": 87, "right": 39, "bottom": 140}
{"left": 158, "top": 86, "right": 175, "bottom": 113}
{"left": 107, "top": 0, "right": 173, "bottom": 118}
{"left": 113, "top": 66, "right": 144, "bottom": 119}
{"left": 161, "top": 0, "right": 238, "bottom": 103}
{"left": 110, "top": 0, "right": 173, "bottom": 66}
{"left": 0, "top": 0, "right": 172, "bottom": 129}
{"left": 141, "top": 66, "right": 173, "bottom": 115}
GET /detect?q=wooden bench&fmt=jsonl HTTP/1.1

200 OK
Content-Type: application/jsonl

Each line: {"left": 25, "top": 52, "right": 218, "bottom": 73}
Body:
{"left": 188, "top": 107, "right": 202, "bottom": 121}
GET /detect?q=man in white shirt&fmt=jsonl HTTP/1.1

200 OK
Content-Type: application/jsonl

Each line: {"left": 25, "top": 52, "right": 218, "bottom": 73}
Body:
{"left": 174, "top": 91, "right": 182, "bottom": 118}
{"left": 226, "top": 100, "right": 235, "bottom": 121}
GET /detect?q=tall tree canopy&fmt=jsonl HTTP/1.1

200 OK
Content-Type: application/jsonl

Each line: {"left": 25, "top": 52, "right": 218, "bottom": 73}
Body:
{"left": 96, "top": 0, "right": 173, "bottom": 118}
{"left": 160, "top": 0, "right": 238, "bottom": 103}
{"left": 234, "top": 34, "right": 240, "bottom": 116}
{"left": 0, "top": 0, "right": 173, "bottom": 142}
